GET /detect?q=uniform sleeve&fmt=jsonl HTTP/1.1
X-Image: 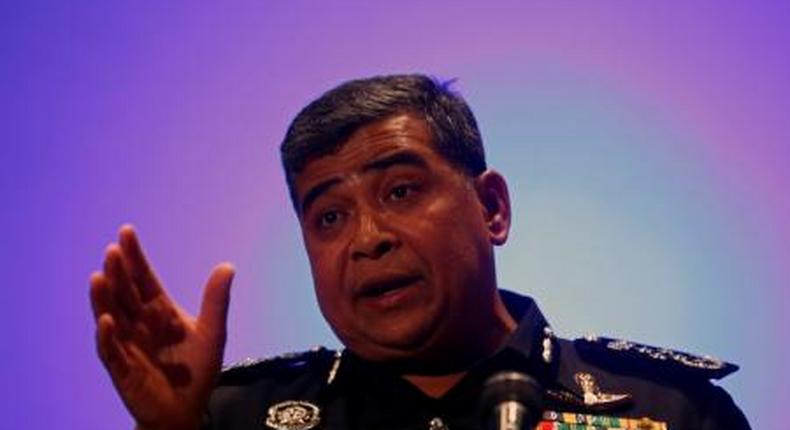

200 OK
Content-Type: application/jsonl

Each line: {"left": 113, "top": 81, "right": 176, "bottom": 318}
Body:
{"left": 701, "top": 385, "right": 751, "bottom": 430}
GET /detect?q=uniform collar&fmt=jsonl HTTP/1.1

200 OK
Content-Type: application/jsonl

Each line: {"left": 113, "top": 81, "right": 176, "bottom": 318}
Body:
{"left": 330, "top": 290, "right": 558, "bottom": 390}
{"left": 500, "top": 290, "right": 552, "bottom": 360}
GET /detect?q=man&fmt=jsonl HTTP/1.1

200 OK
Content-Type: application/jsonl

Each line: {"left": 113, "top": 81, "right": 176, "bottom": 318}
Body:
{"left": 90, "top": 74, "right": 750, "bottom": 430}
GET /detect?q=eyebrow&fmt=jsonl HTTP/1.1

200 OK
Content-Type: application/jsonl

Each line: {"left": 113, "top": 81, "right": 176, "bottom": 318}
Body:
{"left": 300, "top": 178, "right": 342, "bottom": 216}
{"left": 299, "top": 150, "right": 429, "bottom": 215}
{"left": 361, "top": 150, "right": 428, "bottom": 173}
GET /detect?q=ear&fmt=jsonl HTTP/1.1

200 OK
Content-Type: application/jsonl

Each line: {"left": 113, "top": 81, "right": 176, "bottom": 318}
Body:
{"left": 473, "top": 170, "right": 511, "bottom": 246}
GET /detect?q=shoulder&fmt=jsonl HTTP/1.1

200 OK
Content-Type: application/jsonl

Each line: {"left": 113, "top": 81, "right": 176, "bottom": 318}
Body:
{"left": 218, "top": 346, "right": 339, "bottom": 387}
{"left": 206, "top": 347, "right": 340, "bottom": 429}
{"left": 547, "top": 336, "right": 750, "bottom": 429}
{"left": 570, "top": 335, "right": 738, "bottom": 381}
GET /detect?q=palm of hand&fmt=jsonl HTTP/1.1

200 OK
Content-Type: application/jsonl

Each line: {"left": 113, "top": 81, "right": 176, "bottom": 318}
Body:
{"left": 91, "top": 226, "right": 233, "bottom": 430}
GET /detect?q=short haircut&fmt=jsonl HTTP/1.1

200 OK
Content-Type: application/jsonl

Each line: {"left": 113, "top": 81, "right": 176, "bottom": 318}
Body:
{"left": 280, "top": 74, "right": 487, "bottom": 212}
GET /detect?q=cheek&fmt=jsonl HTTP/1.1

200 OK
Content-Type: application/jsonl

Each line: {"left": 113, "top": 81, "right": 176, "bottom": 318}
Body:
{"left": 414, "top": 198, "right": 488, "bottom": 271}
{"left": 306, "top": 241, "right": 347, "bottom": 301}
{"left": 310, "top": 255, "right": 345, "bottom": 329}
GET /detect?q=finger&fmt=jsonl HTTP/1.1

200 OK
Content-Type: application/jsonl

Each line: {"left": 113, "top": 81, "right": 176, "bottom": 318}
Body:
{"left": 92, "top": 268, "right": 133, "bottom": 337}
{"left": 104, "top": 243, "right": 142, "bottom": 320}
{"left": 197, "top": 263, "right": 235, "bottom": 344}
{"left": 90, "top": 271, "right": 120, "bottom": 321}
{"left": 118, "top": 224, "right": 163, "bottom": 302}
{"left": 96, "top": 314, "right": 131, "bottom": 380}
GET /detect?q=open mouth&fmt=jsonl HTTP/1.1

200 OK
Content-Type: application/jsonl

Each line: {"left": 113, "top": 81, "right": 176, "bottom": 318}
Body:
{"left": 359, "top": 274, "right": 422, "bottom": 298}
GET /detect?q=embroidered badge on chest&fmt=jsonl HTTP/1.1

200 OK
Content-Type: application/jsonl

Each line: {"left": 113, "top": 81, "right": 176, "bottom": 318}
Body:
{"left": 265, "top": 400, "right": 321, "bottom": 430}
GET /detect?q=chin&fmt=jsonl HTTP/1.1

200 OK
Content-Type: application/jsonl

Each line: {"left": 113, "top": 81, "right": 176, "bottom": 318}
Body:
{"left": 344, "top": 317, "right": 454, "bottom": 364}
{"left": 358, "top": 329, "right": 432, "bottom": 359}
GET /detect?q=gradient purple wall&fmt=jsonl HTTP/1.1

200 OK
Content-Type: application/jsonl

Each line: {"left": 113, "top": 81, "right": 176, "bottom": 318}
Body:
{"left": 3, "top": 2, "right": 788, "bottom": 428}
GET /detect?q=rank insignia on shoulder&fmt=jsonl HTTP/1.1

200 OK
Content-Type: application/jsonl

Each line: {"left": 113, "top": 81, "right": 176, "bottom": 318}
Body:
{"left": 265, "top": 400, "right": 321, "bottom": 430}
{"left": 576, "top": 335, "right": 738, "bottom": 380}
{"left": 220, "top": 346, "right": 335, "bottom": 385}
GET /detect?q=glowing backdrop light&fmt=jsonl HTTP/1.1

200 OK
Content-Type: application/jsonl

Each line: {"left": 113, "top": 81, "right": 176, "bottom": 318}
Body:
{"left": 2, "top": 1, "right": 788, "bottom": 428}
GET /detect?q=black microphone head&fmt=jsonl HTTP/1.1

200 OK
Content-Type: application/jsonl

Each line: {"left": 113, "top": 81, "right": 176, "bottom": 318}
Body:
{"left": 480, "top": 371, "right": 544, "bottom": 430}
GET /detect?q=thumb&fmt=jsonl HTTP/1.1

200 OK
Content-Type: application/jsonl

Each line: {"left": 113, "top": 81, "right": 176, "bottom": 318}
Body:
{"left": 197, "top": 262, "right": 235, "bottom": 345}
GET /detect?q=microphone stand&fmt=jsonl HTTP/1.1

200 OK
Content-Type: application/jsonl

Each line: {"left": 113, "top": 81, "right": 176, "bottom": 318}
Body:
{"left": 480, "top": 371, "right": 544, "bottom": 430}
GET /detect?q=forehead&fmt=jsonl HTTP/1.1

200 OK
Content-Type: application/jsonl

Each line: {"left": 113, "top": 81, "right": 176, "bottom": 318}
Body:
{"left": 294, "top": 114, "right": 440, "bottom": 190}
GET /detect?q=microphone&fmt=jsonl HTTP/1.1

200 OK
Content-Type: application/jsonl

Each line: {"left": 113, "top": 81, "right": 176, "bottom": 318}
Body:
{"left": 480, "top": 371, "right": 543, "bottom": 430}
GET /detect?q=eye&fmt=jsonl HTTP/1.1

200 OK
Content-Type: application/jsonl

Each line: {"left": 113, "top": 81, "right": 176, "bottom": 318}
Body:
{"left": 388, "top": 184, "right": 414, "bottom": 201}
{"left": 318, "top": 210, "right": 341, "bottom": 228}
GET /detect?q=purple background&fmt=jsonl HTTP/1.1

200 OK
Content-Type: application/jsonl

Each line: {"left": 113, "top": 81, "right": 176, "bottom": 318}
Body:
{"left": 3, "top": 1, "right": 788, "bottom": 428}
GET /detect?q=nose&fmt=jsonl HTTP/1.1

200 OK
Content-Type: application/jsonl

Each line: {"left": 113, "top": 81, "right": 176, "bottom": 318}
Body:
{"left": 351, "top": 210, "right": 398, "bottom": 260}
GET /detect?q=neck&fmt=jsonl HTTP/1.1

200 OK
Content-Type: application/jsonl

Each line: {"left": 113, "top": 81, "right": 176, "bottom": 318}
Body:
{"left": 403, "top": 292, "right": 517, "bottom": 398}
{"left": 403, "top": 372, "right": 468, "bottom": 398}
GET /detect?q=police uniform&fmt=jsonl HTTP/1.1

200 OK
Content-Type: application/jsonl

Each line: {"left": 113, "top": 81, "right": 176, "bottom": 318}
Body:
{"left": 205, "top": 290, "right": 750, "bottom": 430}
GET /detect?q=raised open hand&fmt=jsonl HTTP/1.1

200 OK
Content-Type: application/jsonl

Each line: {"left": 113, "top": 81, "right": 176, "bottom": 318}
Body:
{"left": 90, "top": 225, "right": 234, "bottom": 430}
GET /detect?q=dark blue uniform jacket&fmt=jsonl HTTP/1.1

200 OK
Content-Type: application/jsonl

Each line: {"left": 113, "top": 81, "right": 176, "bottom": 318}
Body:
{"left": 205, "top": 290, "right": 750, "bottom": 430}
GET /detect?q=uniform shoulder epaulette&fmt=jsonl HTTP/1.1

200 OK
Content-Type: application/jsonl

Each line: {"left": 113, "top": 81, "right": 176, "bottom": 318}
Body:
{"left": 219, "top": 346, "right": 336, "bottom": 385}
{"left": 574, "top": 335, "right": 738, "bottom": 380}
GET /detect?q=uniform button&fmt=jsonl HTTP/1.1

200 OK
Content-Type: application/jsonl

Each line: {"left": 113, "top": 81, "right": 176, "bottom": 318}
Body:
{"left": 428, "top": 417, "right": 449, "bottom": 430}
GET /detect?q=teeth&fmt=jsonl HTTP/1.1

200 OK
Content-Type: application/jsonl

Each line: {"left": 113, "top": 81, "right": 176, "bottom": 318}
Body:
{"left": 367, "top": 283, "right": 399, "bottom": 296}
